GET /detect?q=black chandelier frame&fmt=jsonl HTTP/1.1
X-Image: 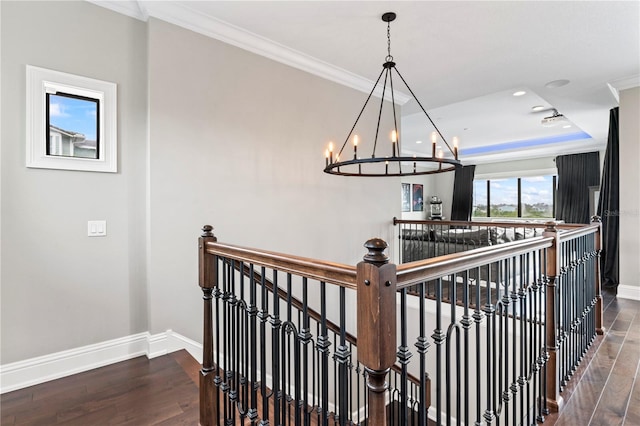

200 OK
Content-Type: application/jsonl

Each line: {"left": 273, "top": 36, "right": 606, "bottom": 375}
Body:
{"left": 324, "top": 12, "right": 462, "bottom": 177}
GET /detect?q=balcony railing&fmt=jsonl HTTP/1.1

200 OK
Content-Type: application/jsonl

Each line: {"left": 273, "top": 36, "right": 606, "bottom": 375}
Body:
{"left": 197, "top": 218, "right": 603, "bottom": 425}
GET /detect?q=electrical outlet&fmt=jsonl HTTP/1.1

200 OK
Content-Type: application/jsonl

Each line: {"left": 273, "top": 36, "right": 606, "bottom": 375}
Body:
{"left": 88, "top": 220, "right": 107, "bottom": 237}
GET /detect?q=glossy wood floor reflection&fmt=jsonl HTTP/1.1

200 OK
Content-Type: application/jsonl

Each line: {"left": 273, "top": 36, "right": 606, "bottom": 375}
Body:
{"left": 0, "top": 351, "right": 200, "bottom": 425}
{"left": 2, "top": 287, "right": 639, "bottom": 425}
{"left": 545, "top": 287, "right": 640, "bottom": 426}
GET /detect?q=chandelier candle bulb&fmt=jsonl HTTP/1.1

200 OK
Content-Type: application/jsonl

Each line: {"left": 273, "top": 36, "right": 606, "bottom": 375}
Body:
{"left": 453, "top": 137, "right": 459, "bottom": 159}
{"left": 391, "top": 130, "right": 398, "bottom": 157}
{"left": 385, "top": 160, "right": 389, "bottom": 175}
{"left": 353, "top": 135, "right": 359, "bottom": 159}
{"left": 431, "top": 132, "right": 437, "bottom": 158}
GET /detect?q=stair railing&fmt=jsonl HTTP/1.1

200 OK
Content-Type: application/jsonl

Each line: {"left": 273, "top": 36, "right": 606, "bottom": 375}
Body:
{"left": 198, "top": 217, "right": 603, "bottom": 425}
{"left": 199, "top": 226, "right": 410, "bottom": 426}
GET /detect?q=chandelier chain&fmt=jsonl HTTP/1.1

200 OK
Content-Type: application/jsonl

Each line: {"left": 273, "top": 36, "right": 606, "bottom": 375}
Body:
{"left": 386, "top": 20, "right": 393, "bottom": 62}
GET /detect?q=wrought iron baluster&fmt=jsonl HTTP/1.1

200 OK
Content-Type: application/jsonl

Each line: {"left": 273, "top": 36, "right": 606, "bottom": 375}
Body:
{"left": 518, "top": 254, "right": 528, "bottom": 426}
{"left": 213, "top": 257, "right": 223, "bottom": 423}
{"left": 258, "top": 267, "right": 270, "bottom": 425}
{"left": 247, "top": 264, "right": 258, "bottom": 425}
{"left": 335, "top": 286, "right": 351, "bottom": 426}
{"left": 271, "top": 270, "right": 282, "bottom": 426}
{"left": 229, "top": 260, "right": 238, "bottom": 425}
{"left": 483, "top": 262, "right": 496, "bottom": 425}
{"left": 415, "top": 280, "right": 429, "bottom": 425}
{"left": 433, "top": 277, "right": 445, "bottom": 426}
{"left": 510, "top": 255, "right": 518, "bottom": 426}
{"left": 299, "top": 277, "right": 311, "bottom": 426}
{"left": 221, "top": 259, "right": 231, "bottom": 423}
{"left": 317, "top": 282, "right": 330, "bottom": 426}
{"left": 461, "top": 271, "right": 472, "bottom": 426}
{"left": 444, "top": 272, "right": 460, "bottom": 425}
{"left": 397, "top": 288, "right": 411, "bottom": 426}
{"left": 473, "top": 266, "right": 484, "bottom": 426}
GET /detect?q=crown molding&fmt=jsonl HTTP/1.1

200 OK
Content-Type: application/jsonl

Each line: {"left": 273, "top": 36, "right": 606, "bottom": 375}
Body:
{"left": 607, "top": 74, "right": 640, "bottom": 103}
{"left": 86, "top": 0, "right": 148, "bottom": 21}
{"left": 610, "top": 74, "right": 640, "bottom": 91}
{"left": 85, "top": 0, "right": 410, "bottom": 105}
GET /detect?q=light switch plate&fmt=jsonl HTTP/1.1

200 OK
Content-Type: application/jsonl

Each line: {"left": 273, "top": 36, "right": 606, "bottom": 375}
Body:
{"left": 88, "top": 220, "right": 107, "bottom": 237}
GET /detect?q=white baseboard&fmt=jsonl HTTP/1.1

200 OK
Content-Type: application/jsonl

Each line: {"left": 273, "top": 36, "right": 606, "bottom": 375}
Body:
{"left": 0, "top": 330, "right": 202, "bottom": 394}
{"left": 616, "top": 284, "right": 640, "bottom": 301}
{"left": 148, "top": 329, "right": 203, "bottom": 363}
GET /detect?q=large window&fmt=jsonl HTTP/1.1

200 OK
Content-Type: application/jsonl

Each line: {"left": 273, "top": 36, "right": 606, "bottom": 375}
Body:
{"left": 473, "top": 175, "right": 556, "bottom": 218}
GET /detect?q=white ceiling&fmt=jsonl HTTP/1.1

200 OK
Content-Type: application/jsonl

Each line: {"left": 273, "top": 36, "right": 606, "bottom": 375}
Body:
{"left": 92, "top": 0, "right": 640, "bottom": 164}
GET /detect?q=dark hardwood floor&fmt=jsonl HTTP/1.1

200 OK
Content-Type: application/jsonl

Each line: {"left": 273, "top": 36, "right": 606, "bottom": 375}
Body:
{"left": 1, "top": 287, "right": 639, "bottom": 425}
{"left": 545, "top": 287, "right": 640, "bottom": 426}
{"left": 1, "top": 351, "right": 200, "bottom": 425}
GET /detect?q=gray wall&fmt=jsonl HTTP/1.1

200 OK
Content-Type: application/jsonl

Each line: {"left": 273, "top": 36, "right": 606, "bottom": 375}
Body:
{"left": 619, "top": 86, "right": 640, "bottom": 292}
{"left": 1, "top": 1, "right": 148, "bottom": 363}
{"left": 146, "top": 18, "right": 398, "bottom": 341}
{"left": 1, "top": 1, "right": 400, "bottom": 363}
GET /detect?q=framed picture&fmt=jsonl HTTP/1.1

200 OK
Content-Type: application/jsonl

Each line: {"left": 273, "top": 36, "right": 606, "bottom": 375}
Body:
{"left": 401, "top": 183, "right": 411, "bottom": 212}
{"left": 26, "top": 65, "right": 117, "bottom": 173}
{"left": 412, "top": 184, "right": 424, "bottom": 211}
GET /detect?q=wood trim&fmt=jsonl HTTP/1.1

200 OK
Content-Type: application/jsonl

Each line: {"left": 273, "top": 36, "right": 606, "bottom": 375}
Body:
{"left": 205, "top": 241, "right": 357, "bottom": 289}
{"left": 394, "top": 217, "right": 601, "bottom": 233}
{"left": 393, "top": 218, "right": 552, "bottom": 228}
{"left": 556, "top": 223, "right": 601, "bottom": 240}
{"left": 396, "top": 237, "right": 554, "bottom": 288}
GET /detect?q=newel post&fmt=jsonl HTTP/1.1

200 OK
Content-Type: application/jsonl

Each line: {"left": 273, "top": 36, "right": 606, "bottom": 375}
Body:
{"left": 591, "top": 215, "right": 605, "bottom": 335}
{"left": 199, "top": 225, "right": 218, "bottom": 426}
{"left": 357, "top": 238, "right": 397, "bottom": 426}
{"left": 543, "top": 222, "right": 564, "bottom": 413}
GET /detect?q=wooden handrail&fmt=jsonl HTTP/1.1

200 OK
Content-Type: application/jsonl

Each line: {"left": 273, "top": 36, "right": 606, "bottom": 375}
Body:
{"left": 394, "top": 217, "right": 600, "bottom": 231}
{"left": 205, "top": 241, "right": 357, "bottom": 290}
{"left": 393, "top": 217, "right": 552, "bottom": 229}
{"left": 556, "top": 223, "right": 600, "bottom": 240}
{"left": 396, "top": 236, "right": 554, "bottom": 288}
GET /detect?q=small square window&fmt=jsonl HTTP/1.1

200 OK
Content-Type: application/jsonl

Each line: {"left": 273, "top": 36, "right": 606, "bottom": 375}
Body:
{"left": 46, "top": 92, "right": 100, "bottom": 160}
{"left": 26, "top": 65, "right": 117, "bottom": 173}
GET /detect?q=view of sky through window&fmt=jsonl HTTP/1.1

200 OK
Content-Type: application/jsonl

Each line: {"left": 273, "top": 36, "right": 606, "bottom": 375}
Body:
{"left": 521, "top": 175, "right": 554, "bottom": 217}
{"left": 473, "top": 175, "right": 555, "bottom": 218}
{"left": 49, "top": 94, "right": 97, "bottom": 141}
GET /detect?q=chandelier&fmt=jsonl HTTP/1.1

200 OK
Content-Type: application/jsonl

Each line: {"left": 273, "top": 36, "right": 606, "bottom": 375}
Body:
{"left": 323, "top": 12, "right": 462, "bottom": 177}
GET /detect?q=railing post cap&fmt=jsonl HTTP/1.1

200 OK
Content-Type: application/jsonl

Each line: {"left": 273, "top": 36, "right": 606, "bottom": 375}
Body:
{"left": 363, "top": 238, "right": 389, "bottom": 265}
{"left": 545, "top": 221, "right": 558, "bottom": 233}
{"left": 201, "top": 225, "right": 214, "bottom": 237}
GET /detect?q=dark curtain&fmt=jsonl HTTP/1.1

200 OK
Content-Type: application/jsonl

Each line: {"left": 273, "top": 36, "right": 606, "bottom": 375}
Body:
{"left": 556, "top": 152, "right": 600, "bottom": 224}
{"left": 451, "top": 165, "right": 476, "bottom": 221}
{"left": 597, "top": 107, "right": 619, "bottom": 287}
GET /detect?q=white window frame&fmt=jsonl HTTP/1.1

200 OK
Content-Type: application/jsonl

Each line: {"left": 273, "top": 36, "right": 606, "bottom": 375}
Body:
{"left": 26, "top": 65, "right": 117, "bottom": 173}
